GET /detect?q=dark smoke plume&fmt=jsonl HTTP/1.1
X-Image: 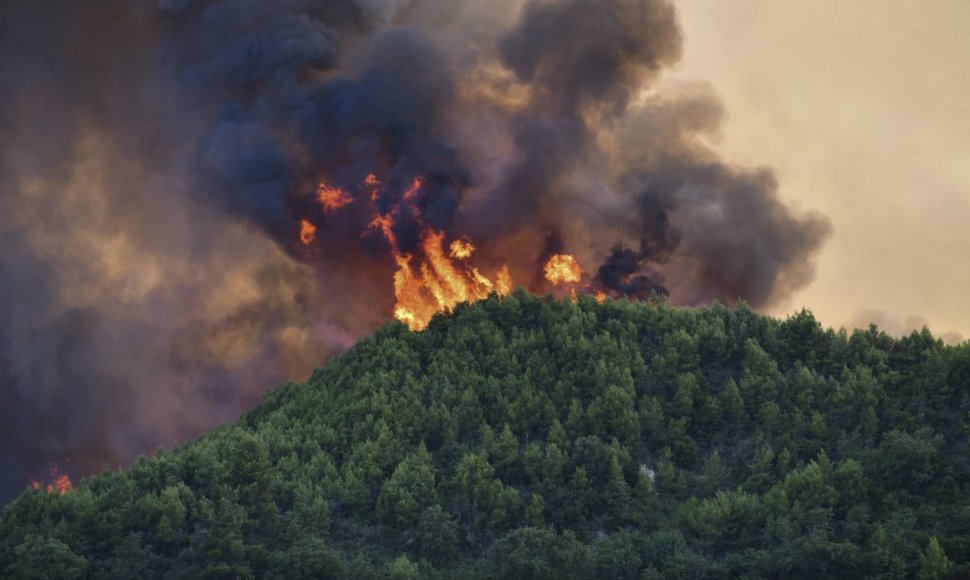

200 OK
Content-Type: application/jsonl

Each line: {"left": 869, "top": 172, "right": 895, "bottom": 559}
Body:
{"left": 0, "top": 0, "right": 829, "bottom": 503}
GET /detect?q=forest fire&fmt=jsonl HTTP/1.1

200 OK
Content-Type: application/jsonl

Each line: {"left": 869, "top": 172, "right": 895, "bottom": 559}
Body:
{"left": 265, "top": 0, "right": 825, "bottom": 337}
{"left": 29, "top": 469, "right": 74, "bottom": 496}
{"left": 0, "top": 0, "right": 835, "bottom": 508}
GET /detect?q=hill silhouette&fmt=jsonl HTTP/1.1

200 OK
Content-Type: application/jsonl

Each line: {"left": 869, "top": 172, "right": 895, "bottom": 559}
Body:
{"left": 2, "top": 292, "right": 968, "bottom": 578}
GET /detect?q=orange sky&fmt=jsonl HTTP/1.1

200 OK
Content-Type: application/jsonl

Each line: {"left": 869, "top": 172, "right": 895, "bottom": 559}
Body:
{"left": 673, "top": 0, "right": 970, "bottom": 341}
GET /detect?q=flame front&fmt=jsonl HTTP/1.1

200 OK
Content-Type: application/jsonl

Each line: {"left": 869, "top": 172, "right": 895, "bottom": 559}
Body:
{"left": 378, "top": 231, "right": 511, "bottom": 330}
{"left": 388, "top": 228, "right": 512, "bottom": 331}
{"left": 295, "top": 175, "right": 607, "bottom": 329}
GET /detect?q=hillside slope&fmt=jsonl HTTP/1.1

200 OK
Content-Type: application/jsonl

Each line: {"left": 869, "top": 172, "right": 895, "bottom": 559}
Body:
{"left": 2, "top": 292, "right": 969, "bottom": 578}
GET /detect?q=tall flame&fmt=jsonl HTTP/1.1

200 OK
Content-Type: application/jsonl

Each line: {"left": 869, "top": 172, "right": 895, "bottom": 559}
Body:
{"left": 364, "top": 176, "right": 512, "bottom": 330}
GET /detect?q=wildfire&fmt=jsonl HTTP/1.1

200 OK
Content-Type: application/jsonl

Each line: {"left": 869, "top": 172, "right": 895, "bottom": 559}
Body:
{"left": 300, "top": 173, "right": 516, "bottom": 331}
{"left": 544, "top": 254, "right": 583, "bottom": 285}
{"left": 296, "top": 173, "right": 616, "bottom": 328}
{"left": 316, "top": 182, "right": 354, "bottom": 213}
{"left": 299, "top": 219, "right": 317, "bottom": 246}
{"left": 30, "top": 468, "right": 74, "bottom": 496}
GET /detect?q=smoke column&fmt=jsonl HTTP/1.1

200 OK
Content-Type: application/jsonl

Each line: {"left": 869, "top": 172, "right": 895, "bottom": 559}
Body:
{"left": 0, "top": 0, "right": 829, "bottom": 503}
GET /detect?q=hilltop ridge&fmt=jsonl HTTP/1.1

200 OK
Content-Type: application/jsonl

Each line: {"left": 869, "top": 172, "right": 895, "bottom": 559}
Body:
{"left": 2, "top": 292, "right": 969, "bottom": 578}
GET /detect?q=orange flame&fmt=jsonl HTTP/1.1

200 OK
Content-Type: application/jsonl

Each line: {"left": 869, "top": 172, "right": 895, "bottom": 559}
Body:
{"left": 296, "top": 173, "right": 609, "bottom": 329}
{"left": 366, "top": 213, "right": 396, "bottom": 246}
{"left": 316, "top": 182, "right": 354, "bottom": 213}
{"left": 48, "top": 473, "right": 74, "bottom": 495}
{"left": 402, "top": 177, "right": 424, "bottom": 203}
{"left": 365, "top": 174, "right": 382, "bottom": 202}
{"left": 449, "top": 239, "right": 475, "bottom": 260}
{"left": 495, "top": 265, "right": 513, "bottom": 296}
{"left": 544, "top": 254, "right": 583, "bottom": 285}
{"left": 299, "top": 173, "right": 514, "bottom": 330}
{"left": 386, "top": 229, "right": 512, "bottom": 331}
{"left": 30, "top": 469, "right": 74, "bottom": 495}
{"left": 299, "top": 219, "right": 317, "bottom": 246}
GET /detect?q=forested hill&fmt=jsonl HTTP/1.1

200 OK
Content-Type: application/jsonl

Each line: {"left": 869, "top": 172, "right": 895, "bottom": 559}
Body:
{"left": 2, "top": 292, "right": 970, "bottom": 579}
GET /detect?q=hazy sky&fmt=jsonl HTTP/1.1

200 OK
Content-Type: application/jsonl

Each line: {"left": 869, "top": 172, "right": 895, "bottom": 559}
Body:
{"left": 674, "top": 0, "right": 970, "bottom": 340}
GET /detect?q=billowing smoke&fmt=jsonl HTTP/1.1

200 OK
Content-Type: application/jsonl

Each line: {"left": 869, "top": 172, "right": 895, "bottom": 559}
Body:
{"left": 0, "top": 1, "right": 366, "bottom": 503}
{"left": 0, "top": 0, "right": 829, "bottom": 503}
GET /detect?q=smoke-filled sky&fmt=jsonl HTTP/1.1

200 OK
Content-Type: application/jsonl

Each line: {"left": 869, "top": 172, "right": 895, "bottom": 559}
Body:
{"left": 0, "top": 0, "right": 964, "bottom": 503}
{"left": 675, "top": 0, "right": 970, "bottom": 344}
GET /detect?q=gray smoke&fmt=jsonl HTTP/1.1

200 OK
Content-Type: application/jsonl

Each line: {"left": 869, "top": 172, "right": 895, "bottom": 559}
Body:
{"left": 0, "top": 0, "right": 829, "bottom": 504}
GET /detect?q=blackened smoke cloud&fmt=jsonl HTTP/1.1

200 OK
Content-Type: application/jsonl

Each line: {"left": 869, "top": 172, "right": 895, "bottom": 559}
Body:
{"left": 0, "top": 0, "right": 829, "bottom": 503}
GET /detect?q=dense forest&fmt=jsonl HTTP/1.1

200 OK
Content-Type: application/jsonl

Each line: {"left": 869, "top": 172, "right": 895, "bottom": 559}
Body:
{"left": 2, "top": 292, "right": 969, "bottom": 578}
